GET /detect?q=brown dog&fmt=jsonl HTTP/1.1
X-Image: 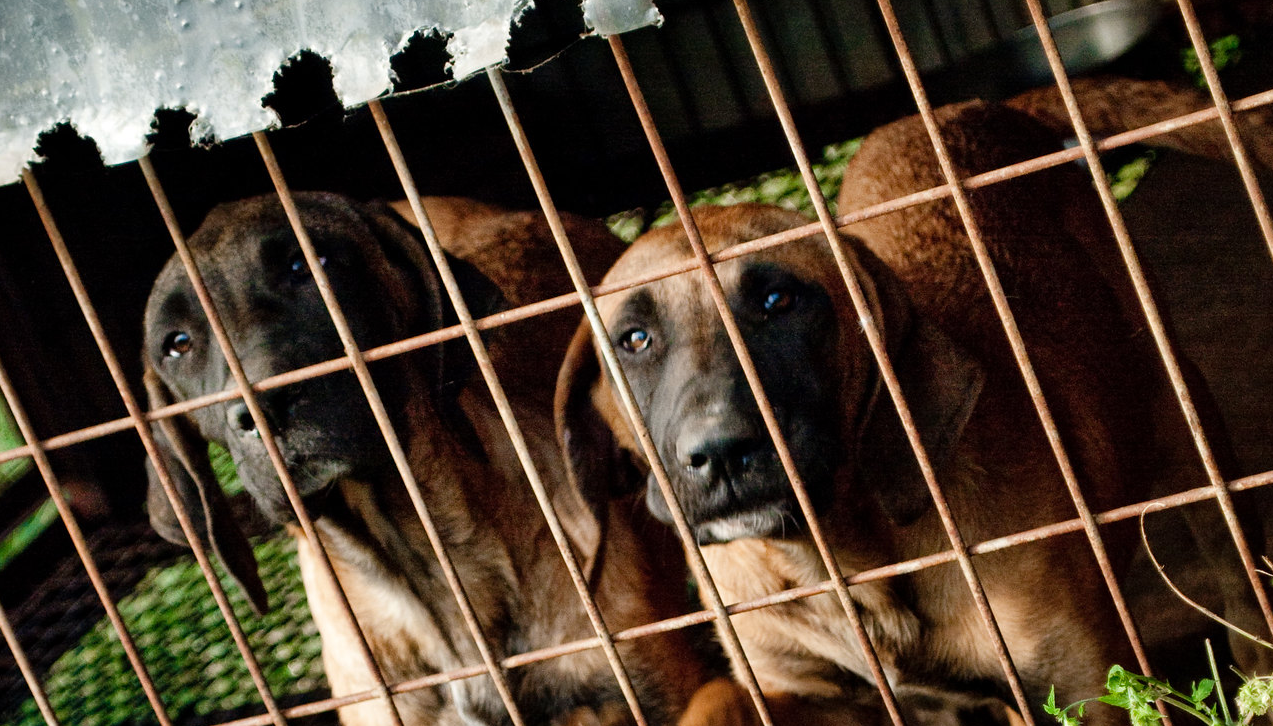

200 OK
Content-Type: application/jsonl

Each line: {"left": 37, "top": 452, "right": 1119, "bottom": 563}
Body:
{"left": 557, "top": 102, "right": 1159, "bottom": 725}
{"left": 1005, "top": 76, "right": 1273, "bottom": 172}
{"left": 142, "top": 192, "right": 730, "bottom": 726}
{"left": 1007, "top": 76, "right": 1273, "bottom": 675}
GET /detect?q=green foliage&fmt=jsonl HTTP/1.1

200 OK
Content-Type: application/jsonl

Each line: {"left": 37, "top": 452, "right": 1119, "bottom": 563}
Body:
{"left": 208, "top": 440, "right": 244, "bottom": 495}
{"left": 0, "top": 499, "right": 59, "bottom": 570}
{"left": 1182, "top": 35, "right": 1242, "bottom": 89}
{"left": 1236, "top": 676, "right": 1273, "bottom": 718}
{"left": 1046, "top": 647, "right": 1273, "bottom": 726}
{"left": 606, "top": 138, "right": 863, "bottom": 243}
{"left": 0, "top": 396, "right": 33, "bottom": 492}
{"left": 1109, "top": 150, "right": 1156, "bottom": 202}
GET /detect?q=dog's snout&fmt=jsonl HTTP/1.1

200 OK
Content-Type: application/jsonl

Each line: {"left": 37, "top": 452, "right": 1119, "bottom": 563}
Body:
{"left": 677, "top": 422, "right": 767, "bottom": 484}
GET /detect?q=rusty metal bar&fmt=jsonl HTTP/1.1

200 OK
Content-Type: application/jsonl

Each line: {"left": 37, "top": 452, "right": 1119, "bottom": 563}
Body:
{"left": 10, "top": 177, "right": 176, "bottom": 726}
{"left": 1171, "top": 0, "right": 1273, "bottom": 257}
{"left": 25, "top": 154, "right": 293, "bottom": 726}
{"left": 141, "top": 156, "right": 407, "bottom": 724}
{"left": 4, "top": 84, "right": 1272, "bottom": 469}
{"left": 483, "top": 65, "right": 778, "bottom": 726}
{"left": 187, "top": 458, "right": 1273, "bottom": 726}
{"left": 868, "top": 0, "right": 1163, "bottom": 691}
{"left": 741, "top": 0, "right": 1052, "bottom": 718}
{"left": 367, "top": 98, "right": 653, "bottom": 726}
{"left": 1020, "top": 0, "right": 1273, "bottom": 639}
{"left": 608, "top": 30, "right": 910, "bottom": 725}
{"left": 252, "top": 132, "right": 530, "bottom": 726}
{"left": 4, "top": 87, "right": 1273, "bottom": 470}
{"left": 0, "top": 599, "right": 60, "bottom": 725}
{"left": 870, "top": 0, "right": 1160, "bottom": 716}
{"left": 211, "top": 457, "right": 1273, "bottom": 726}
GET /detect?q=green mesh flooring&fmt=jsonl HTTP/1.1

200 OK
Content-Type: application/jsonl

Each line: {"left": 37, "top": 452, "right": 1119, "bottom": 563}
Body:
{"left": 4, "top": 537, "right": 324, "bottom": 726}
{"left": 2, "top": 138, "right": 1151, "bottom": 726}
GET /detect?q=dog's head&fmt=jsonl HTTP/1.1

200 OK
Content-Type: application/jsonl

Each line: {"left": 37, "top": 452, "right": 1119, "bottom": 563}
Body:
{"left": 556, "top": 204, "right": 983, "bottom": 544}
{"left": 142, "top": 192, "right": 501, "bottom": 612}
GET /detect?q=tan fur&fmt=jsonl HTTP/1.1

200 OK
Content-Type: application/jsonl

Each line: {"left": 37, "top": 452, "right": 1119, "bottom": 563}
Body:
{"left": 143, "top": 193, "right": 738, "bottom": 725}
{"left": 558, "top": 102, "right": 1161, "bottom": 726}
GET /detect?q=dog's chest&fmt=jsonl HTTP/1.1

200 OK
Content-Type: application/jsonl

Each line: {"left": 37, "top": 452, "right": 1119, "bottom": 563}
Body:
{"left": 702, "top": 540, "right": 921, "bottom": 687}
{"left": 294, "top": 525, "right": 511, "bottom": 724}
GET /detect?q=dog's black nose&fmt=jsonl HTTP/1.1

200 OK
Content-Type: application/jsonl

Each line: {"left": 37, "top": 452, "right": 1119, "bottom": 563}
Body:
{"left": 677, "top": 424, "right": 767, "bottom": 484}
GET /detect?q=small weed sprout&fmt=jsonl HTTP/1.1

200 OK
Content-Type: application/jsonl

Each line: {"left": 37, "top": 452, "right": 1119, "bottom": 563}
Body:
{"left": 1045, "top": 514, "right": 1273, "bottom": 726}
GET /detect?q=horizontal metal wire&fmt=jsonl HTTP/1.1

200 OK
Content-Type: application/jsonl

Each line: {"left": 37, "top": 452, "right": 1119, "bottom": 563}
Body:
{"left": 193, "top": 466, "right": 1273, "bottom": 726}
{"left": 3, "top": 88, "right": 1271, "bottom": 469}
{"left": 1023, "top": 0, "right": 1273, "bottom": 643}
{"left": 4, "top": 7, "right": 1273, "bottom": 726}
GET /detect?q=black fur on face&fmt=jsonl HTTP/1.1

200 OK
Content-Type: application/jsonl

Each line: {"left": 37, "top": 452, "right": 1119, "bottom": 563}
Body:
{"left": 609, "top": 259, "right": 844, "bottom": 544}
{"left": 143, "top": 193, "right": 457, "bottom": 523}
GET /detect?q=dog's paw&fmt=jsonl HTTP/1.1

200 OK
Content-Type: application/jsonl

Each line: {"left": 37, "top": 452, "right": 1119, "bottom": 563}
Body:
{"left": 677, "top": 678, "right": 762, "bottom": 726}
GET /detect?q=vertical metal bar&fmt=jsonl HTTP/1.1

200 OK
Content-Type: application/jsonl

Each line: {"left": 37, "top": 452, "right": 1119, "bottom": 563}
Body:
{"left": 367, "top": 98, "right": 652, "bottom": 726}
{"left": 18, "top": 170, "right": 187, "bottom": 726}
{"left": 972, "top": 0, "right": 1005, "bottom": 41}
{"left": 483, "top": 66, "right": 777, "bottom": 726}
{"left": 0, "top": 600, "right": 60, "bottom": 726}
{"left": 653, "top": 26, "right": 705, "bottom": 134}
{"left": 703, "top": 4, "right": 761, "bottom": 124}
{"left": 250, "top": 132, "right": 530, "bottom": 726}
{"left": 0, "top": 354, "right": 171, "bottom": 718}
{"left": 802, "top": 0, "right": 855, "bottom": 96}
{"left": 800, "top": 0, "right": 1163, "bottom": 696}
{"left": 27, "top": 156, "right": 292, "bottom": 726}
{"left": 1019, "top": 0, "right": 1273, "bottom": 637}
{"left": 1170, "top": 0, "right": 1273, "bottom": 258}
{"left": 744, "top": 0, "right": 1117, "bottom": 718}
{"left": 138, "top": 160, "right": 407, "bottom": 726}
{"left": 900, "top": 0, "right": 1174, "bottom": 694}
{"left": 607, "top": 34, "right": 909, "bottom": 726}
{"left": 916, "top": 0, "right": 956, "bottom": 63}
{"left": 847, "top": 0, "right": 1135, "bottom": 716}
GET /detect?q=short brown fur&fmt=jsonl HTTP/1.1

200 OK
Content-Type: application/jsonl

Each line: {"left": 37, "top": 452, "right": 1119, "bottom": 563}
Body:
{"left": 142, "top": 193, "right": 736, "bottom": 726}
{"left": 557, "top": 102, "right": 1166, "bottom": 725}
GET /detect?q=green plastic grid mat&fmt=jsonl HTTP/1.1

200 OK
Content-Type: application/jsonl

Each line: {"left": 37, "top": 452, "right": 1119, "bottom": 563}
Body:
{"left": 1, "top": 138, "right": 1150, "bottom": 726}
{"left": 2, "top": 534, "right": 325, "bottom": 726}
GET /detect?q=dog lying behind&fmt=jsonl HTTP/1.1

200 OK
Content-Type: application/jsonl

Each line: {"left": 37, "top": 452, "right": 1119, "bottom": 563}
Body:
{"left": 1006, "top": 75, "right": 1273, "bottom": 675}
{"left": 141, "top": 192, "right": 731, "bottom": 726}
{"left": 556, "top": 102, "right": 1162, "bottom": 725}
{"left": 1005, "top": 76, "right": 1273, "bottom": 171}
{"left": 1112, "top": 148, "right": 1273, "bottom": 675}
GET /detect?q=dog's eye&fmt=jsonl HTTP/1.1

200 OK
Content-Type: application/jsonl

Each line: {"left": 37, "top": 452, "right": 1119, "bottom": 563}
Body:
{"left": 288, "top": 251, "right": 328, "bottom": 279}
{"left": 618, "top": 328, "right": 651, "bottom": 353}
{"left": 762, "top": 288, "right": 797, "bottom": 315}
{"left": 163, "top": 331, "right": 193, "bottom": 358}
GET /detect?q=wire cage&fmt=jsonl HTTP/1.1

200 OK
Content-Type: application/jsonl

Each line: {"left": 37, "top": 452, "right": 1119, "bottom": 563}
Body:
{"left": 1, "top": 0, "right": 1272, "bottom": 724}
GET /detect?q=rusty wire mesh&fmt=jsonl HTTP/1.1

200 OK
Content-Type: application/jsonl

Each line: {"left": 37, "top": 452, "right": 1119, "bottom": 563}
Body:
{"left": 2, "top": 0, "right": 1273, "bottom": 725}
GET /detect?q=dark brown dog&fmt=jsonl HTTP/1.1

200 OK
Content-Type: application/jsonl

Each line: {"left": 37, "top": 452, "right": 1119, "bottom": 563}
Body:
{"left": 557, "top": 102, "right": 1160, "bottom": 725}
{"left": 1007, "top": 76, "right": 1273, "bottom": 675}
{"left": 1005, "top": 76, "right": 1273, "bottom": 172}
{"left": 142, "top": 192, "right": 733, "bottom": 726}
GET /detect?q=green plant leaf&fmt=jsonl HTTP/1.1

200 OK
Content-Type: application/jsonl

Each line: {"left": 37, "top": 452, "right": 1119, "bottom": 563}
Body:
{"left": 1191, "top": 679, "right": 1215, "bottom": 704}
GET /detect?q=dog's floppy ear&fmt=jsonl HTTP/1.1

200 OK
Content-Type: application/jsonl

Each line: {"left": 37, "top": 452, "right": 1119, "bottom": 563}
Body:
{"left": 554, "top": 319, "right": 646, "bottom": 577}
{"left": 360, "top": 200, "right": 504, "bottom": 401}
{"left": 858, "top": 315, "right": 984, "bottom": 527}
{"left": 143, "top": 367, "right": 269, "bottom": 615}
